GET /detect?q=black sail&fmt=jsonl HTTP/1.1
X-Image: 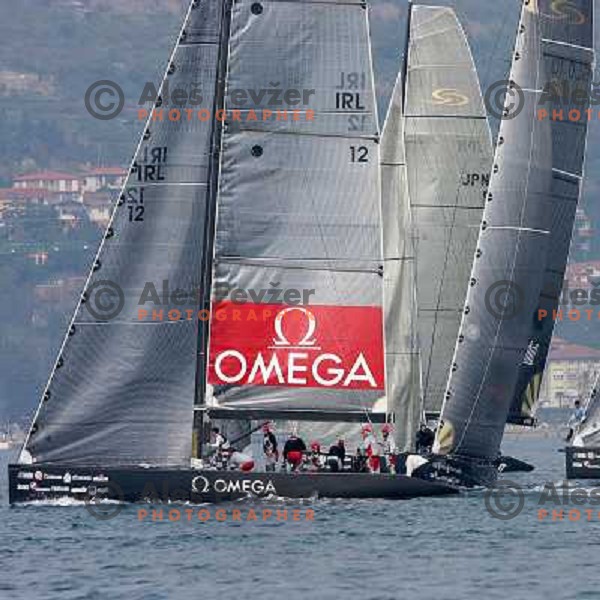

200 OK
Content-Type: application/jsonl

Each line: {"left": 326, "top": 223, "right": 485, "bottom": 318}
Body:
{"left": 507, "top": 0, "right": 594, "bottom": 426}
{"left": 433, "top": 1, "right": 554, "bottom": 461}
{"left": 19, "top": 0, "right": 226, "bottom": 466}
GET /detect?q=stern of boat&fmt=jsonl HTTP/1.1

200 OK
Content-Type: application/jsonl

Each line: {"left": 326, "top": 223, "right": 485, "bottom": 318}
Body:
{"left": 565, "top": 446, "right": 600, "bottom": 480}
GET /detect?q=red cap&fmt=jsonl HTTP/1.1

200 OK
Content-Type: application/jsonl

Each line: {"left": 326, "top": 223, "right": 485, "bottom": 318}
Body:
{"left": 310, "top": 441, "right": 320, "bottom": 451}
{"left": 361, "top": 423, "right": 373, "bottom": 433}
{"left": 381, "top": 423, "right": 393, "bottom": 434}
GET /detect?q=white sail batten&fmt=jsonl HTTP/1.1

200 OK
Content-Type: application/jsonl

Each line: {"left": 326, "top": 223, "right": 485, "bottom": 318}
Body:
{"left": 206, "top": 0, "right": 386, "bottom": 414}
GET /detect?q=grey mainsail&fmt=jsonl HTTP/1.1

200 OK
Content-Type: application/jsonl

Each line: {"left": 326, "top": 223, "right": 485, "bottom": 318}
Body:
{"left": 206, "top": 0, "right": 386, "bottom": 414}
{"left": 381, "top": 68, "right": 421, "bottom": 452}
{"left": 20, "top": 0, "right": 226, "bottom": 466}
{"left": 508, "top": 0, "right": 594, "bottom": 426}
{"left": 433, "top": 1, "right": 554, "bottom": 460}
{"left": 404, "top": 5, "right": 493, "bottom": 417}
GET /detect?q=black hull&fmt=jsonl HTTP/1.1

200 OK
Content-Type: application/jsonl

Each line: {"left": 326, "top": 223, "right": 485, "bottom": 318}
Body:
{"left": 412, "top": 454, "right": 498, "bottom": 488}
{"left": 497, "top": 455, "right": 535, "bottom": 473}
{"left": 8, "top": 464, "right": 458, "bottom": 504}
{"left": 565, "top": 446, "right": 600, "bottom": 480}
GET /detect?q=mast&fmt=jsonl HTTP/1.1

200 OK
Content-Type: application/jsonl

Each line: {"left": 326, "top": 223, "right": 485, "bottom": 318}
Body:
{"left": 192, "top": 0, "right": 234, "bottom": 458}
{"left": 380, "top": 1, "right": 420, "bottom": 452}
{"left": 401, "top": 1, "right": 413, "bottom": 101}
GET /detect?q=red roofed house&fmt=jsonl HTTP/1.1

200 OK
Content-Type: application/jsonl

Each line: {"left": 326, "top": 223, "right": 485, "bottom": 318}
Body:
{"left": 13, "top": 171, "right": 81, "bottom": 194}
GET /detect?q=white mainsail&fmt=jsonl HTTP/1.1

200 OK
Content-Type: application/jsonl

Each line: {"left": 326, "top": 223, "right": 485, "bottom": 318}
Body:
{"left": 207, "top": 0, "right": 385, "bottom": 415}
{"left": 380, "top": 4, "right": 493, "bottom": 451}
{"left": 404, "top": 6, "right": 493, "bottom": 417}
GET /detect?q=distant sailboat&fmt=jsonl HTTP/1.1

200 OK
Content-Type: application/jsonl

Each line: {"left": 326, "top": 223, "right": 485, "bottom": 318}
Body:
{"left": 0, "top": 424, "right": 13, "bottom": 451}
{"left": 565, "top": 373, "right": 600, "bottom": 478}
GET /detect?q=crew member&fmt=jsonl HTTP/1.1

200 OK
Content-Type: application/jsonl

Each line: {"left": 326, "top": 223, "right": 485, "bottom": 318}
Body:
{"left": 379, "top": 423, "right": 397, "bottom": 473}
{"left": 208, "top": 427, "right": 230, "bottom": 468}
{"left": 308, "top": 441, "right": 322, "bottom": 471}
{"left": 283, "top": 431, "right": 307, "bottom": 471}
{"left": 415, "top": 423, "right": 435, "bottom": 454}
{"left": 262, "top": 422, "right": 279, "bottom": 472}
{"left": 209, "top": 427, "right": 230, "bottom": 451}
{"left": 360, "top": 423, "right": 380, "bottom": 473}
{"left": 327, "top": 439, "right": 346, "bottom": 472}
{"left": 566, "top": 399, "right": 586, "bottom": 442}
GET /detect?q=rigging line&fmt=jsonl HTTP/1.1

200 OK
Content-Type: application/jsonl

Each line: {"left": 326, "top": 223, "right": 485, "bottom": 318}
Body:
{"left": 216, "top": 259, "right": 381, "bottom": 274}
{"left": 265, "top": 0, "right": 365, "bottom": 5}
{"left": 407, "top": 114, "right": 489, "bottom": 120}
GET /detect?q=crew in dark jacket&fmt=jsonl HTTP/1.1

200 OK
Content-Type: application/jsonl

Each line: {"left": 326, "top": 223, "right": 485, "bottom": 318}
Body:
{"left": 283, "top": 433, "right": 307, "bottom": 471}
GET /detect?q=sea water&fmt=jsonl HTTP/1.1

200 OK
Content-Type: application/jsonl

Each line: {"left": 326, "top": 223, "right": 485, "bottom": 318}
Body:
{"left": 1, "top": 432, "right": 599, "bottom": 600}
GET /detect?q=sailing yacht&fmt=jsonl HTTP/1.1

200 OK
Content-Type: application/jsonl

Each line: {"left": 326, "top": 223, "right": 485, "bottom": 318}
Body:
{"left": 9, "top": 0, "right": 592, "bottom": 503}
{"left": 566, "top": 374, "right": 600, "bottom": 478}
{"left": 413, "top": 0, "right": 594, "bottom": 487}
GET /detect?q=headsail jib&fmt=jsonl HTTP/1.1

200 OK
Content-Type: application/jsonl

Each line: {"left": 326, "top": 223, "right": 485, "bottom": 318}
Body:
{"left": 20, "top": 0, "right": 228, "bottom": 467}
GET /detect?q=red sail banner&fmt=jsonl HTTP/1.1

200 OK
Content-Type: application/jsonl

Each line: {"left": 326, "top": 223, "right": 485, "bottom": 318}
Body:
{"left": 207, "top": 302, "right": 385, "bottom": 390}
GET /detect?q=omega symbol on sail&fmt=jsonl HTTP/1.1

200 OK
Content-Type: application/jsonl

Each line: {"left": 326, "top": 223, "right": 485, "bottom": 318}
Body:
{"left": 272, "top": 306, "right": 317, "bottom": 348}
